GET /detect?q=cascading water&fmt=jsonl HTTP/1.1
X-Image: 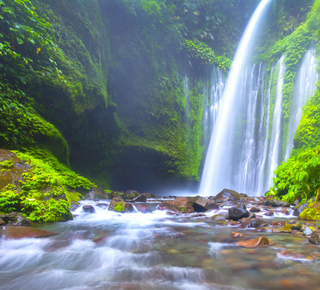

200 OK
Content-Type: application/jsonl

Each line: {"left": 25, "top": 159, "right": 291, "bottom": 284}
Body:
{"left": 285, "top": 47, "right": 319, "bottom": 158}
{"left": 199, "top": 0, "right": 273, "bottom": 196}
{"left": 202, "top": 67, "right": 225, "bottom": 151}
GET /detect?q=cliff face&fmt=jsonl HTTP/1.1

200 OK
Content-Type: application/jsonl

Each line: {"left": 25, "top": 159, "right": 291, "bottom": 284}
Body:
{"left": 0, "top": 0, "right": 316, "bottom": 193}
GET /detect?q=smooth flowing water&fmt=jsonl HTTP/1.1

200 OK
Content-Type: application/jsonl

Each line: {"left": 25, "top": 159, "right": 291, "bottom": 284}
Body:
{"left": 2, "top": 200, "right": 320, "bottom": 290}
{"left": 200, "top": 0, "right": 273, "bottom": 196}
{"left": 285, "top": 47, "right": 319, "bottom": 158}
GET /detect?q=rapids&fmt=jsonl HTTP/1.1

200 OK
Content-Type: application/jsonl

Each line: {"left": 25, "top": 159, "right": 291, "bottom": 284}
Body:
{"left": 1, "top": 199, "right": 320, "bottom": 289}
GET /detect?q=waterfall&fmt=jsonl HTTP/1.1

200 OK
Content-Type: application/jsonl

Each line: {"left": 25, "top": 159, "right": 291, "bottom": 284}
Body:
{"left": 202, "top": 67, "right": 225, "bottom": 152}
{"left": 285, "top": 47, "right": 319, "bottom": 158}
{"left": 264, "top": 56, "right": 286, "bottom": 190}
{"left": 199, "top": 0, "right": 273, "bottom": 196}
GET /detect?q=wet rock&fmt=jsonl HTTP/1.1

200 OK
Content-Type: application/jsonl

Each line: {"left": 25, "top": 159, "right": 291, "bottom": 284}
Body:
{"left": 264, "top": 199, "right": 290, "bottom": 207}
{"left": 158, "top": 197, "right": 194, "bottom": 213}
{"left": 214, "top": 188, "right": 242, "bottom": 202}
{"left": 303, "top": 226, "right": 314, "bottom": 236}
{"left": 248, "top": 212, "right": 256, "bottom": 219}
{"left": 132, "top": 194, "right": 147, "bottom": 202}
{"left": 1, "top": 212, "right": 32, "bottom": 226}
{"left": 81, "top": 186, "right": 109, "bottom": 200}
{"left": 142, "top": 192, "right": 157, "bottom": 198}
{"left": 231, "top": 232, "right": 244, "bottom": 238}
{"left": 82, "top": 205, "right": 95, "bottom": 213}
{"left": 211, "top": 214, "right": 226, "bottom": 223}
{"left": 308, "top": 232, "right": 320, "bottom": 245}
{"left": 228, "top": 204, "right": 249, "bottom": 221}
{"left": 272, "top": 221, "right": 286, "bottom": 227}
{"left": 123, "top": 190, "right": 140, "bottom": 199}
{"left": 293, "top": 198, "right": 315, "bottom": 216}
{"left": 240, "top": 218, "right": 264, "bottom": 229}
{"left": 189, "top": 196, "right": 220, "bottom": 212}
{"left": 70, "top": 202, "right": 80, "bottom": 211}
{"left": 264, "top": 211, "right": 274, "bottom": 216}
{"left": 108, "top": 197, "right": 134, "bottom": 213}
{"left": 250, "top": 207, "right": 261, "bottom": 212}
{"left": 2, "top": 226, "right": 56, "bottom": 239}
{"left": 236, "top": 236, "right": 269, "bottom": 247}
{"left": 279, "top": 250, "right": 313, "bottom": 261}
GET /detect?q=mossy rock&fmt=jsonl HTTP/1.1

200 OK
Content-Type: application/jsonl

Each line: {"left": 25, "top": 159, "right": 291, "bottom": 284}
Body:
{"left": 299, "top": 202, "right": 320, "bottom": 221}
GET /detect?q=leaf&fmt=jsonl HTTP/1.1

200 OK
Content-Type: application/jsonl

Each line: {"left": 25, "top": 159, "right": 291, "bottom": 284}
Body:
{"left": 36, "top": 47, "right": 41, "bottom": 54}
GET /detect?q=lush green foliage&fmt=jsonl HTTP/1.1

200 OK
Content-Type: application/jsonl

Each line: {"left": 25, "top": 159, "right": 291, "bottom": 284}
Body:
{"left": 183, "top": 39, "right": 231, "bottom": 71}
{"left": 0, "top": 149, "right": 94, "bottom": 222}
{"left": 270, "top": 146, "right": 320, "bottom": 204}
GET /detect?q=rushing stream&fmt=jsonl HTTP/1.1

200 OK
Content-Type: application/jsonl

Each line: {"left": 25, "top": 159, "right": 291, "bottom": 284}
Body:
{"left": 1, "top": 199, "right": 320, "bottom": 290}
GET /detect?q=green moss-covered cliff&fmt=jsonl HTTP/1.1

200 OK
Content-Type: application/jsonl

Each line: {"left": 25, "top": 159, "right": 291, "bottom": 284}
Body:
{"left": 0, "top": 0, "right": 319, "bottom": 197}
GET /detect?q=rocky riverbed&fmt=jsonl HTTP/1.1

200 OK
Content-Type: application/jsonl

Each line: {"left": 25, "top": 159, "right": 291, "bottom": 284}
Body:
{"left": 1, "top": 189, "right": 320, "bottom": 289}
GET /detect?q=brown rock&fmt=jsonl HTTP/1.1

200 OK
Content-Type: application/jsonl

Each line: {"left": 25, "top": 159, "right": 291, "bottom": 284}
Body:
{"left": 158, "top": 197, "right": 194, "bottom": 213}
{"left": 189, "top": 196, "right": 219, "bottom": 212}
{"left": 108, "top": 197, "right": 134, "bottom": 213}
{"left": 236, "top": 236, "right": 269, "bottom": 247}
{"left": 250, "top": 207, "right": 261, "bottom": 212}
{"left": 214, "top": 188, "right": 242, "bottom": 202}
{"left": 132, "top": 194, "right": 147, "bottom": 202}
{"left": 3, "top": 226, "right": 56, "bottom": 239}
{"left": 134, "top": 204, "right": 152, "bottom": 213}
{"left": 231, "top": 232, "right": 244, "bottom": 238}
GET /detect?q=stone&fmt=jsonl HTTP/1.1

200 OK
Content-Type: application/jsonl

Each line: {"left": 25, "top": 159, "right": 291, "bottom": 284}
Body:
{"left": 264, "top": 199, "right": 290, "bottom": 207}
{"left": 189, "top": 196, "right": 220, "bottom": 212}
{"left": 2, "top": 226, "right": 56, "bottom": 239}
{"left": 303, "top": 226, "right": 314, "bottom": 236}
{"left": 211, "top": 214, "right": 226, "bottom": 223}
{"left": 250, "top": 207, "right": 261, "bottom": 212}
{"left": 214, "top": 188, "right": 242, "bottom": 202}
{"left": 108, "top": 197, "right": 134, "bottom": 213}
{"left": 231, "top": 232, "right": 244, "bottom": 238}
{"left": 228, "top": 204, "right": 249, "bottom": 221}
{"left": 81, "top": 186, "right": 109, "bottom": 200}
{"left": 264, "top": 211, "right": 274, "bottom": 216}
{"left": 158, "top": 197, "right": 194, "bottom": 213}
{"left": 132, "top": 194, "right": 147, "bottom": 202}
{"left": 82, "top": 205, "right": 95, "bottom": 213}
{"left": 293, "top": 198, "right": 316, "bottom": 216}
{"left": 236, "top": 236, "right": 269, "bottom": 247}
{"left": 1, "top": 212, "right": 32, "bottom": 226}
{"left": 308, "top": 232, "right": 320, "bottom": 245}
{"left": 240, "top": 218, "right": 264, "bottom": 229}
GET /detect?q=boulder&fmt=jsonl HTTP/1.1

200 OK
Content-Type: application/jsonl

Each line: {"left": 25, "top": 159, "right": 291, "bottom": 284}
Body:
{"left": 82, "top": 205, "right": 95, "bottom": 213}
{"left": 214, "top": 188, "right": 242, "bottom": 202}
{"left": 1, "top": 212, "right": 32, "bottom": 226}
{"left": 132, "top": 194, "right": 147, "bottom": 202}
{"left": 81, "top": 186, "right": 109, "bottom": 200}
{"left": 228, "top": 204, "right": 249, "bottom": 221}
{"left": 108, "top": 197, "right": 134, "bottom": 213}
{"left": 236, "top": 236, "right": 269, "bottom": 247}
{"left": 293, "top": 202, "right": 309, "bottom": 216}
{"left": 189, "top": 196, "right": 220, "bottom": 212}
{"left": 158, "top": 197, "right": 194, "bottom": 213}
{"left": 303, "top": 226, "right": 314, "bottom": 236}
{"left": 264, "top": 199, "right": 290, "bottom": 207}
{"left": 308, "top": 232, "right": 320, "bottom": 245}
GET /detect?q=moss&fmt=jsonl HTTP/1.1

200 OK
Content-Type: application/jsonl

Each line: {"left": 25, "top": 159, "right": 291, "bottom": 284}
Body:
{"left": 114, "top": 202, "right": 125, "bottom": 212}
{"left": 299, "top": 203, "right": 320, "bottom": 221}
{"left": 0, "top": 160, "right": 14, "bottom": 170}
{"left": 0, "top": 148, "right": 95, "bottom": 223}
